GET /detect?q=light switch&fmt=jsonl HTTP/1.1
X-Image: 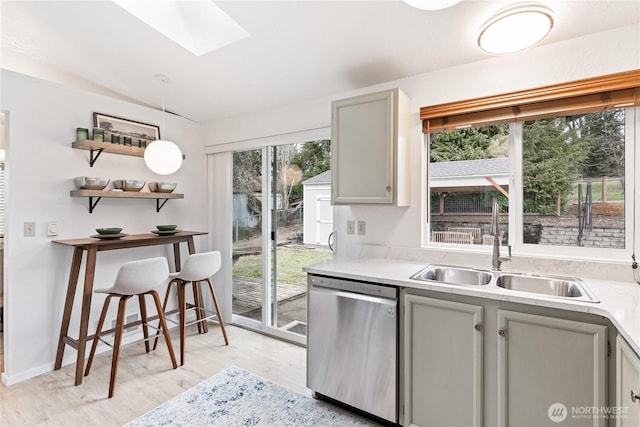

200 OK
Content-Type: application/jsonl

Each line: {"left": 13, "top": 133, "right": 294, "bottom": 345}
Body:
{"left": 24, "top": 222, "right": 36, "bottom": 237}
{"left": 47, "top": 221, "right": 59, "bottom": 236}
{"left": 347, "top": 220, "right": 355, "bottom": 235}
{"left": 357, "top": 220, "right": 366, "bottom": 235}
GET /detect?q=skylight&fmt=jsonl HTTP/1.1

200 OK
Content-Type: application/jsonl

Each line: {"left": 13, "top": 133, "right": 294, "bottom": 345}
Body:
{"left": 113, "top": 0, "right": 249, "bottom": 56}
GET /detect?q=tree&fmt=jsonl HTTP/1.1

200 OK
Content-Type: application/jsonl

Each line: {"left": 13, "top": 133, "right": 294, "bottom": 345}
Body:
{"left": 571, "top": 110, "right": 625, "bottom": 180}
{"left": 288, "top": 139, "right": 331, "bottom": 202}
{"left": 98, "top": 121, "right": 114, "bottom": 132}
{"left": 290, "top": 139, "right": 331, "bottom": 179}
{"left": 232, "top": 141, "right": 331, "bottom": 221}
{"left": 522, "top": 118, "right": 590, "bottom": 213}
{"left": 273, "top": 144, "right": 300, "bottom": 210}
{"left": 233, "top": 150, "right": 262, "bottom": 194}
{"left": 430, "top": 126, "right": 506, "bottom": 162}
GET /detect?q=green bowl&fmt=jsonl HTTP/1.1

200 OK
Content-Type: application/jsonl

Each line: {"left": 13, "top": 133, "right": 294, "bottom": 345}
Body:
{"left": 156, "top": 224, "right": 177, "bottom": 231}
{"left": 96, "top": 227, "right": 123, "bottom": 235}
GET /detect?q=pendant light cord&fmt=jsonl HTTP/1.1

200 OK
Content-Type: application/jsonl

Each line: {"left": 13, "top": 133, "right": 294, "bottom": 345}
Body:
{"left": 156, "top": 74, "right": 169, "bottom": 138}
{"left": 161, "top": 77, "right": 166, "bottom": 135}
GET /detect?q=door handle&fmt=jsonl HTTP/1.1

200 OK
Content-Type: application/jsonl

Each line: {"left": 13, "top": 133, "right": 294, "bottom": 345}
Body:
{"left": 631, "top": 390, "right": 640, "bottom": 403}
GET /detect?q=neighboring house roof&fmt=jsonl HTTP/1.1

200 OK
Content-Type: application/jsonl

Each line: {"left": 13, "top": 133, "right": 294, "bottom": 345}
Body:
{"left": 302, "top": 170, "right": 332, "bottom": 185}
{"left": 430, "top": 158, "right": 508, "bottom": 178}
{"left": 430, "top": 157, "right": 509, "bottom": 190}
{"left": 300, "top": 160, "right": 507, "bottom": 187}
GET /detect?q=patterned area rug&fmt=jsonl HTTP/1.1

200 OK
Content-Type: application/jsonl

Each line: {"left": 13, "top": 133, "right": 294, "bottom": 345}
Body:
{"left": 125, "top": 366, "right": 378, "bottom": 426}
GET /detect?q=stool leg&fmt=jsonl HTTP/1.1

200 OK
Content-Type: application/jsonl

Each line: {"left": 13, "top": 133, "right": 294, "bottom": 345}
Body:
{"left": 108, "top": 295, "right": 131, "bottom": 398}
{"left": 191, "top": 281, "right": 203, "bottom": 334}
{"left": 148, "top": 290, "right": 178, "bottom": 369}
{"left": 84, "top": 295, "right": 114, "bottom": 377}
{"left": 205, "top": 278, "right": 229, "bottom": 346}
{"left": 153, "top": 279, "right": 175, "bottom": 351}
{"left": 193, "top": 281, "right": 209, "bottom": 334}
{"left": 138, "top": 294, "right": 150, "bottom": 353}
{"left": 178, "top": 280, "right": 187, "bottom": 366}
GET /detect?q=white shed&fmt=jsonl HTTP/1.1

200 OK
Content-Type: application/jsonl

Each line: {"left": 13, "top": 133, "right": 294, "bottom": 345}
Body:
{"left": 302, "top": 170, "right": 333, "bottom": 246}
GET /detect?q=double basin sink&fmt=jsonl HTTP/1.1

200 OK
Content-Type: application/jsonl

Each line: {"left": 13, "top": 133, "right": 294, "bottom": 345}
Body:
{"left": 410, "top": 264, "right": 599, "bottom": 303}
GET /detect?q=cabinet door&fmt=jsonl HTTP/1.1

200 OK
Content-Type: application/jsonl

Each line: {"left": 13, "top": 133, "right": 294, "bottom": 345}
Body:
{"left": 616, "top": 335, "right": 640, "bottom": 426}
{"left": 404, "top": 295, "right": 483, "bottom": 427}
{"left": 332, "top": 90, "right": 394, "bottom": 204}
{"left": 497, "top": 310, "right": 606, "bottom": 427}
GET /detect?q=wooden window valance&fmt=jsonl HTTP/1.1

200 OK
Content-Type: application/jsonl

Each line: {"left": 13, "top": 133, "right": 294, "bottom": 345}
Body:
{"left": 421, "top": 69, "right": 640, "bottom": 133}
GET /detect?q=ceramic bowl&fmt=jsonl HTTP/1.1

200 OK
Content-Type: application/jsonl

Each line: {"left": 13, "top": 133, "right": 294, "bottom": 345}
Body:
{"left": 75, "top": 176, "right": 110, "bottom": 190}
{"left": 148, "top": 182, "right": 177, "bottom": 193}
{"left": 96, "top": 227, "right": 123, "bottom": 235}
{"left": 156, "top": 224, "right": 177, "bottom": 231}
{"left": 113, "top": 179, "right": 145, "bottom": 192}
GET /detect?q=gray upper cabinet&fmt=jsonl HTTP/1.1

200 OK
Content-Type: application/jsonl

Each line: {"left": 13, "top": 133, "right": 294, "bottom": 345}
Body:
{"left": 331, "top": 88, "right": 411, "bottom": 205}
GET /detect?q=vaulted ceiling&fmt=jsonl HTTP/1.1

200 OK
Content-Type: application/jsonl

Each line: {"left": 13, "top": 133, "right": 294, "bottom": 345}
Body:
{"left": 2, "top": 1, "right": 638, "bottom": 123}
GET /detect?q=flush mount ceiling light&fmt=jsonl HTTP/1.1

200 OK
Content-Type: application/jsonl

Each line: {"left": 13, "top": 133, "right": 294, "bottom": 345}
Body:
{"left": 144, "top": 75, "right": 183, "bottom": 175}
{"left": 112, "top": 0, "right": 249, "bottom": 56}
{"left": 477, "top": 3, "right": 555, "bottom": 55}
{"left": 403, "top": 0, "right": 463, "bottom": 11}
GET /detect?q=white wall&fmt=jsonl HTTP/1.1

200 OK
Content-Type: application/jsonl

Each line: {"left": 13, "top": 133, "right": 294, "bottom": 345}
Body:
{"left": 203, "top": 24, "right": 639, "bottom": 262}
{"left": 0, "top": 70, "right": 207, "bottom": 385}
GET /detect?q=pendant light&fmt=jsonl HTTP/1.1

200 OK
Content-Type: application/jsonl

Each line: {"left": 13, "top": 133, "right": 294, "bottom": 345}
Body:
{"left": 144, "top": 74, "right": 183, "bottom": 175}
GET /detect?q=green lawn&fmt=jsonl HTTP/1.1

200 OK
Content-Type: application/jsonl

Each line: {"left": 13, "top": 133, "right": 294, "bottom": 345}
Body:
{"left": 233, "top": 247, "right": 332, "bottom": 286}
{"left": 569, "top": 179, "right": 624, "bottom": 202}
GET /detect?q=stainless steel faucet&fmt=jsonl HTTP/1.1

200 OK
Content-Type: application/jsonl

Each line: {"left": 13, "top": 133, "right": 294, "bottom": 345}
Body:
{"left": 491, "top": 197, "right": 511, "bottom": 270}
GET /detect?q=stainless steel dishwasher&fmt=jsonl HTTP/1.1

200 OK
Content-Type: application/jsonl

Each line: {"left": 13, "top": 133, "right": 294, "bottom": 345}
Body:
{"left": 307, "top": 274, "right": 398, "bottom": 424}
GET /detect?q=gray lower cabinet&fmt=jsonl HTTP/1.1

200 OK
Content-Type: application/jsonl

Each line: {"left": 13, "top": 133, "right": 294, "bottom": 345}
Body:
{"left": 497, "top": 310, "right": 606, "bottom": 427}
{"left": 616, "top": 335, "right": 640, "bottom": 426}
{"left": 404, "top": 295, "right": 483, "bottom": 427}
{"left": 404, "top": 291, "right": 607, "bottom": 427}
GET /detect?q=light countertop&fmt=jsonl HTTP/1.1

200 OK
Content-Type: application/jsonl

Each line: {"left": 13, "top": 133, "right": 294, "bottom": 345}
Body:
{"left": 303, "top": 257, "right": 640, "bottom": 356}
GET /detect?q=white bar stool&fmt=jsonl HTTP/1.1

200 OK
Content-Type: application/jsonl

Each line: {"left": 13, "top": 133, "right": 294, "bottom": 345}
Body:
{"left": 154, "top": 251, "right": 228, "bottom": 365}
{"left": 84, "top": 257, "right": 177, "bottom": 398}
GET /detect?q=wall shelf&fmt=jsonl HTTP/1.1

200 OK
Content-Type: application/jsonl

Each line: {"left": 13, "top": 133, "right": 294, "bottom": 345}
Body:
{"left": 70, "top": 190, "right": 184, "bottom": 213}
{"left": 72, "top": 140, "right": 145, "bottom": 166}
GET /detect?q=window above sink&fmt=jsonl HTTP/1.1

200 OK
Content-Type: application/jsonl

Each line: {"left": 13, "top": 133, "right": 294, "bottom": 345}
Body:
{"left": 421, "top": 70, "right": 640, "bottom": 263}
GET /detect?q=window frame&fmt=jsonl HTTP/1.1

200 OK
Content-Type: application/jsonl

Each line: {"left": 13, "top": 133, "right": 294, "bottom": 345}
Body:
{"left": 421, "top": 71, "right": 640, "bottom": 262}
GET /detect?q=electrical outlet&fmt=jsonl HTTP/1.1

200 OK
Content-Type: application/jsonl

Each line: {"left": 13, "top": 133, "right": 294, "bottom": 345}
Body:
{"left": 357, "top": 220, "right": 366, "bottom": 235}
{"left": 346, "top": 220, "right": 355, "bottom": 235}
{"left": 24, "top": 222, "right": 36, "bottom": 237}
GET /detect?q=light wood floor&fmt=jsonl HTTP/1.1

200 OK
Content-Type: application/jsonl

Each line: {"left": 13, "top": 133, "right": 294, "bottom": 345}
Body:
{"left": 0, "top": 324, "right": 308, "bottom": 426}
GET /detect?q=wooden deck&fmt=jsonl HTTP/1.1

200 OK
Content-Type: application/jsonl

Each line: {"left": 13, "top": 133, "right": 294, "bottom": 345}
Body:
{"left": 232, "top": 277, "right": 306, "bottom": 316}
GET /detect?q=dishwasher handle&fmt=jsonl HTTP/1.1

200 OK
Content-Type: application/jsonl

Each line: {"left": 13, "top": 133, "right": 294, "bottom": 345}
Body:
{"left": 309, "top": 275, "right": 397, "bottom": 300}
{"left": 310, "top": 285, "right": 397, "bottom": 307}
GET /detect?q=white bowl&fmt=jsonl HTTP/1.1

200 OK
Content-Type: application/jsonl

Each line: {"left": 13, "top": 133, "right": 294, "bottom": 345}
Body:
{"left": 75, "top": 176, "right": 110, "bottom": 190}
{"left": 148, "top": 182, "right": 177, "bottom": 193}
{"left": 113, "top": 179, "right": 145, "bottom": 192}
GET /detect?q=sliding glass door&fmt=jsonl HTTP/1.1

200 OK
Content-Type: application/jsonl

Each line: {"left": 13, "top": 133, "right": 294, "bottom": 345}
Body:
{"left": 232, "top": 148, "right": 265, "bottom": 325}
{"left": 231, "top": 140, "right": 332, "bottom": 342}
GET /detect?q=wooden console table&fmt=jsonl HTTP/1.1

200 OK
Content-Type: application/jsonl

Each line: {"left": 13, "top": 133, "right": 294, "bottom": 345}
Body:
{"left": 52, "top": 231, "right": 207, "bottom": 386}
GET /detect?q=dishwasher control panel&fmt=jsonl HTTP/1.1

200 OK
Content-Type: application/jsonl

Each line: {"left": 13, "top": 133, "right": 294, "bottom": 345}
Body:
{"left": 309, "top": 274, "right": 397, "bottom": 299}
